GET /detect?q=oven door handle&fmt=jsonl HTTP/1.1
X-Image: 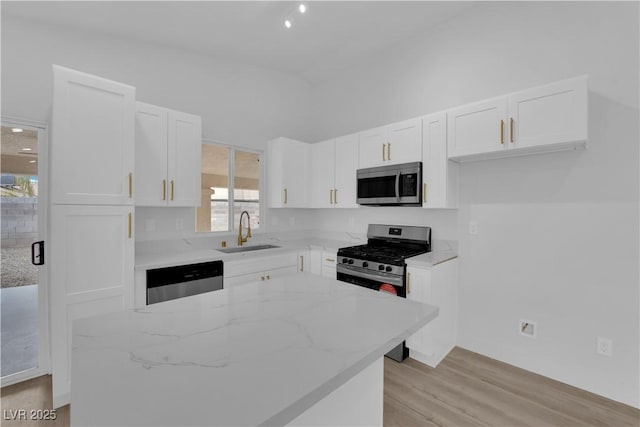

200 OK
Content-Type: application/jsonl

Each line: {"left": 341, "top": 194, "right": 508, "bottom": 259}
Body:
{"left": 395, "top": 171, "right": 401, "bottom": 203}
{"left": 337, "top": 265, "right": 404, "bottom": 287}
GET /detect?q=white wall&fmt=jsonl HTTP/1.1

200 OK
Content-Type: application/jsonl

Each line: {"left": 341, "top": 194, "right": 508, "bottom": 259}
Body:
{"left": 310, "top": 2, "right": 639, "bottom": 407}
{"left": 1, "top": 15, "right": 316, "bottom": 240}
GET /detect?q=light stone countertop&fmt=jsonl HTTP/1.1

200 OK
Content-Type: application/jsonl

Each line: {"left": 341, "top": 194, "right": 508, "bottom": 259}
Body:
{"left": 71, "top": 274, "right": 438, "bottom": 426}
{"left": 405, "top": 251, "right": 458, "bottom": 268}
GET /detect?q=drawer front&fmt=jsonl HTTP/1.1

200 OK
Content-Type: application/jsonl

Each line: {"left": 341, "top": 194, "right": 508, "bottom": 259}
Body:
{"left": 224, "top": 251, "right": 297, "bottom": 278}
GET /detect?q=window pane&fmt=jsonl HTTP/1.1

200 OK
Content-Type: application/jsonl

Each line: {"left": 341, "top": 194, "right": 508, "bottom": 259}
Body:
{"left": 197, "top": 144, "right": 229, "bottom": 232}
{"left": 233, "top": 151, "right": 260, "bottom": 230}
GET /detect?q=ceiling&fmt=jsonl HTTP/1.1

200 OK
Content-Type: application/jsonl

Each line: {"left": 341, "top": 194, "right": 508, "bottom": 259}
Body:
{"left": 2, "top": 1, "right": 477, "bottom": 83}
{"left": 1, "top": 127, "right": 39, "bottom": 175}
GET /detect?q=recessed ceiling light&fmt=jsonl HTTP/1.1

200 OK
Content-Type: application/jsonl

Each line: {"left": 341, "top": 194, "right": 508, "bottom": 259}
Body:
{"left": 29, "top": 160, "right": 37, "bottom": 164}
{"left": 21, "top": 148, "right": 32, "bottom": 151}
{"left": 299, "top": 4, "right": 306, "bottom": 14}
{"left": 11, "top": 128, "right": 23, "bottom": 133}
{"left": 284, "top": 19, "right": 292, "bottom": 29}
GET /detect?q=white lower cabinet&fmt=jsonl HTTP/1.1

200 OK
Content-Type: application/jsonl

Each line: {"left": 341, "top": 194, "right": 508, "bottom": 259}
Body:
{"left": 406, "top": 258, "right": 458, "bottom": 368}
{"left": 298, "top": 248, "right": 322, "bottom": 275}
{"left": 321, "top": 251, "right": 338, "bottom": 279}
{"left": 50, "top": 205, "right": 134, "bottom": 406}
{"left": 224, "top": 252, "right": 298, "bottom": 287}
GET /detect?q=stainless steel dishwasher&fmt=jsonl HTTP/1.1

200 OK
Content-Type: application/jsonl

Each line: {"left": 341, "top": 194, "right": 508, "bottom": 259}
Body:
{"left": 146, "top": 260, "right": 223, "bottom": 305}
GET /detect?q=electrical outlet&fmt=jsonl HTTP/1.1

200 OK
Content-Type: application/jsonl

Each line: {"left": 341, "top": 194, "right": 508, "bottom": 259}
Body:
{"left": 597, "top": 336, "right": 613, "bottom": 356}
{"left": 468, "top": 220, "right": 479, "bottom": 235}
{"left": 176, "top": 218, "right": 184, "bottom": 231}
{"left": 519, "top": 319, "right": 536, "bottom": 338}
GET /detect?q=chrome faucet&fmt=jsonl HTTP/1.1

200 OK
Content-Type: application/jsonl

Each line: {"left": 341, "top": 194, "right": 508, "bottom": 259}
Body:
{"left": 237, "top": 210, "right": 252, "bottom": 246}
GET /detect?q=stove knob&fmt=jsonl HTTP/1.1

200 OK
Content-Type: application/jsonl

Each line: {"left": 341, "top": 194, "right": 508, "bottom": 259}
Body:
{"left": 362, "top": 262, "right": 369, "bottom": 268}
{"left": 348, "top": 259, "right": 354, "bottom": 265}
{"left": 378, "top": 265, "right": 385, "bottom": 271}
{"left": 342, "top": 258, "right": 348, "bottom": 264}
{"left": 385, "top": 266, "right": 393, "bottom": 272}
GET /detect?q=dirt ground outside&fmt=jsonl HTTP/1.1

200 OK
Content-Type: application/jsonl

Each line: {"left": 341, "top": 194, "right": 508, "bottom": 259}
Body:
{"left": 1, "top": 246, "right": 38, "bottom": 288}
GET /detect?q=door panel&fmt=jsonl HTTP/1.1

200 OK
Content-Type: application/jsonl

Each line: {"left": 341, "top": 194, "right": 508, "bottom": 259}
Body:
{"left": 334, "top": 134, "right": 359, "bottom": 208}
{"left": 135, "top": 103, "right": 168, "bottom": 206}
{"left": 387, "top": 118, "right": 422, "bottom": 165}
{"left": 168, "top": 111, "right": 201, "bottom": 207}
{"left": 447, "top": 97, "right": 507, "bottom": 158}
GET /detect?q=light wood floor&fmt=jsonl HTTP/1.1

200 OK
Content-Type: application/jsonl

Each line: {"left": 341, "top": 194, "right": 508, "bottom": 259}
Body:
{"left": 384, "top": 347, "right": 639, "bottom": 427}
{"left": 1, "top": 347, "right": 637, "bottom": 426}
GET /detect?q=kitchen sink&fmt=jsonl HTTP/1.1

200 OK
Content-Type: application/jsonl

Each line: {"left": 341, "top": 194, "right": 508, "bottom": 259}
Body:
{"left": 217, "top": 244, "right": 281, "bottom": 254}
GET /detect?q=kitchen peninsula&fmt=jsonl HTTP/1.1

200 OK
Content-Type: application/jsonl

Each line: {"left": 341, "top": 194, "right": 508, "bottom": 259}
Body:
{"left": 71, "top": 275, "right": 438, "bottom": 426}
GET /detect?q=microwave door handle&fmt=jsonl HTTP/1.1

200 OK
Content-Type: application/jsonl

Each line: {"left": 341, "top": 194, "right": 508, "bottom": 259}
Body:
{"left": 395, "top": 171, "right": 401, "bottom": 202}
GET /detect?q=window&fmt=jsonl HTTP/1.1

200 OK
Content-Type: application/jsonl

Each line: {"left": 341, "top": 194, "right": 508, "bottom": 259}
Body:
{"left": 196, "top": 143, "right": 261, "bottom": 233}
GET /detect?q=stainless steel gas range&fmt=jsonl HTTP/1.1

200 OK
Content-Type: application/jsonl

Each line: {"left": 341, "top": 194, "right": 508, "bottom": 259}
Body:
{"left": 337, "top": 224, "right": 431, "bottom": 362}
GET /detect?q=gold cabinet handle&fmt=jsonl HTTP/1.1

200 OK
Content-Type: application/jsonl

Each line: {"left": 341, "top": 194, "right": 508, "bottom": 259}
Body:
{"left": 387, "top": 143, "right": 391, "bottom": 161}
{"left": 510, "top": 117, "right": 514, "bottom": 143}
{"left": 334, "top": 188, "right": 338, "bottom": 204}
{"left": 423, "top": 182, "right": 427, "bottom": 204}
{"left": 170, "top": 180, "right": 175, "bottom": 201}
{"left": 382, "top": 144, "right": 386, "bottom": 161}
{"left": 500, "top": 120, "right": 505, "bottom": 144}
{"left": 330, "top": 189, "right": 334, "bottom": 204}
{"left": 407, "top": 272, "right": 411, "bottom": 294}
{"left": 128, "top": 212, "right": 132, "bottom": 239}
{"left": 128, "top": 173, "right": 133, "bottom": 198}
{"left": 300, "top": 255, "right": 304, "bottom": 272}
{"left": 261, "top": 276, "right": 265, "bottom": 281}
{"left": 326, "top": 258, "right": 335, "bottom": 262}
{"left": 266, "top": 275, "right": 271, "bottom": 280}
{"left": 284, "top": 188, "right": 288, "bottom": 204}
{"left": 162, "top": 179, "right": 166, "bottom": 201}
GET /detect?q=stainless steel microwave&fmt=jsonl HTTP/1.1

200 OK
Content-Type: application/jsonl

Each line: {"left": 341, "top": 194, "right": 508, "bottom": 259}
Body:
{"left": 357, "top": 162, "right": 422, "bottom": 206}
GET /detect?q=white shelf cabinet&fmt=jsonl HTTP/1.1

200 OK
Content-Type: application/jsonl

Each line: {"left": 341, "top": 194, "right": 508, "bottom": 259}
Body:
{"left": 448, "top": 75, "right": 588, "bottom": 161}
{"left": 51, "top": 65, "right": 135, "bottom": 205}
{"left": 406, "top": 258, "right": 458, "bottom": 368}
{"left": 358, "top": 118, "right": 422, "bottom": 168}
{"left": 311, "top": 134, "right": 359, "bottom": 209}
{"left": 421, "top": 112, "right": 458, "bottom": 209}
{"left": 267, "top": 138, "right": 311, "bottom": 208}
{"left": 135, "top": 102, "right": 201, "bottom": 207}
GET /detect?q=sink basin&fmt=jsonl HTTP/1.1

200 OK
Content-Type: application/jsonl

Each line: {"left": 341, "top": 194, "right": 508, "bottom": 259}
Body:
{"left": 217, "top": 244, "right": 281, "bottom": 254}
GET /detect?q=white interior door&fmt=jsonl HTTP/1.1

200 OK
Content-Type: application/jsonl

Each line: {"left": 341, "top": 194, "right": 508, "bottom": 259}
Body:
{"left": 0, "top": 119, "right": 50, "bottom": 387}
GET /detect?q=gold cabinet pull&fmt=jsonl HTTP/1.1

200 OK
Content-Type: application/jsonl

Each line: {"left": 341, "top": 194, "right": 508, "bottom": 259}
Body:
{"left": 407, "top": 272, "right": 411, "bottom": 294}
{"left": 300, "top": 255, "right": 304, "bottom": 272}
{"left": 162, "top": 179, "right": 166, "bottom": 201}
{"left": 334, "top": 188, "right": 338, "bottom": 204}
{"left": 261, "top": 276, "right": 265, "bottom": 281}
{"left": 500, "top": 120, "right": 505, "bottom": 144}
{"left": 423, "top": 182, "right": 427, "bottom": 204}
{"left": 387, "top": 143, "right": 391, "bottom": 161}
{"left": 382, "top": 144, "right": 386, "bottom": 161}
{"left": 128, "top": 212, "right": 132, "bottom": 239}
{"left": 510, "top": 117, "right": 514, "bottom": 143}
{"left": 284, "top": 188, "right": 288, "bottom": 204}
{"left": 128, "top": 173, "right": 133, "bottom": 198}
{"left": 326, "top": 258, "right": 335, "bottom": 262}
{"left": 170, "top": 180, "right": 175, "bottom": 201}
{"left": 266, "top": 275, "right": 271, "bottom": 280}
{"left": 330, "top": 189, "right": 334, "bottom": 204}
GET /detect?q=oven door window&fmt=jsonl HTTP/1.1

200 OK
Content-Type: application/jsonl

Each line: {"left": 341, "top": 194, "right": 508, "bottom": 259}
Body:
{"left": 358, "top": 175, "right": 397, "bottom": 199}
{"left": 337, "top": 272, "right": 406, "bottom": 297}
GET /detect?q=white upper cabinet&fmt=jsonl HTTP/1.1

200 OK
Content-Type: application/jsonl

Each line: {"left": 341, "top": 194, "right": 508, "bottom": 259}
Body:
{"left": 448, "top": 75, "right": 588, "bottom": 161}
{"left": 267, "top": 137, "right": 310, "bottom": 208}
{"left": 422, "top": 112, "right": 457, "bottom": 209}
{"left": 508, "top": 75, "right": 588, "bottom": 150}
{"left": 358, "top": 118, "right": 422, "bottom": 168}
{"left": 333, "top": 134, "right": 359, "bottom": 208}
{"left": 135, "top": 102, "right": 201, "bottom": 207}
{"left": 311, "top": 134, "right": 359, "bottom": 209}
{"left": 311, "top": 140, "right": 335, "bottom": 208}
{"left": 51, "top": 65, "right": 135, "bottom": 205}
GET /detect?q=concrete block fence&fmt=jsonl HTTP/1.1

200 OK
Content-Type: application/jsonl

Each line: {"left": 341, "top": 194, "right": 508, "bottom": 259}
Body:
{"left": 1, "top": 197, "right": 38, "bottom": 248}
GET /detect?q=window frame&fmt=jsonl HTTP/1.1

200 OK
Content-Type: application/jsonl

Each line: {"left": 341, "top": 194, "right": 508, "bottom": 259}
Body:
{"left": 200, "top": 139, "right": 264, "bottom": 234}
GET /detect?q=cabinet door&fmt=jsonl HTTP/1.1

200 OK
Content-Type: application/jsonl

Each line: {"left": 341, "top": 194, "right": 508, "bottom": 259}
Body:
{"left": 310, "top": 140, "right": 335, "bottom": 208}
{"left": 321, "top": 251, "right": 338, "bottom": 279}
{"left": 358, "top": 126, "right": 387, "bottom": 168}
{"left": 508, "top": 75, "right": 587, "bottom": 150}
{"left": 265, "top": 265, "right": 298, "bottom": 281}
{"left": 50, "top": 205, "right": 134, "bottom": 406}
{"left": 447, "top": 96, "right": 507, "bottom": 159}
{"left": 281, "top": 139, "right": 310, "bottom": 208}
{"left": 406, "top": 267, "right": 431, "bottom": 350}
{"left": 167, "top": 110, "right": 201, "bottom": 207}
{"left": 387, "top": 118, "right": 422, "bottom": 165}
{"left": 135, "top": 103, "right": 168, "bottom": 206}
{"left": 267, "top": 139, "right": 286, "bottom": 208}
{"left": 298, "top": 250, "right": 311, "bottom": 273}
{"left": 334, "top": 134, "right": 359, "bottom": 208}
{"left": 309, "top": 248, "right": 323, "bottom": 276}
{"left": 422, "top": 112, "right": 457, "bottom": 209}
{"left": 51, "top": 66, "right": 135, "bottom": 205}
